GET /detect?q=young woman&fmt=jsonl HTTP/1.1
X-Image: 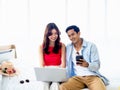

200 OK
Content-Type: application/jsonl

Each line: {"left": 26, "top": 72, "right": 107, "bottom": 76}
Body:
{"left": 39, "top": 23, "right": 66, "bottom": 90}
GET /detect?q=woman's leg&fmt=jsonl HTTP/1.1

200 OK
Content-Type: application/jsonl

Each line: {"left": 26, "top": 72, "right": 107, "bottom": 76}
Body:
{"left": 50, "top": 82, "right": 59, "bottom": 90}
{"left": 42, "top": 81, "right": 50, "bottom": 90}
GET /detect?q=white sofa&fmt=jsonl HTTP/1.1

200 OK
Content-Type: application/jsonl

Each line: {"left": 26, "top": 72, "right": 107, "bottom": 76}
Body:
{"left": 1, "top": 63, "right": 120, "bottom": 90}
{"left": 1, "top": 74, "right": 120, "bottom": 90}
{"left": 0, "top": 59, "right": 120, "bottom": 90}
{"left": 1, "top": 45, "right": 120, "bottom": 90}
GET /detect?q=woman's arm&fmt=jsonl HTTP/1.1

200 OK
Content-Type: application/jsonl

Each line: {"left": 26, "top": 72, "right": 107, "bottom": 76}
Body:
{"left": 39, "top": 45, "right": 44, "bottom": 67}
{"left": 60, "top": 43, "right": 66, "bottom": 68}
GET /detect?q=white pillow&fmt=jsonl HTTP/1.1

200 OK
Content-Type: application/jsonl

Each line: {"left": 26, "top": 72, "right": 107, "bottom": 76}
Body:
{"left": 0, "top": 49, "right": 14, "bottom": 64}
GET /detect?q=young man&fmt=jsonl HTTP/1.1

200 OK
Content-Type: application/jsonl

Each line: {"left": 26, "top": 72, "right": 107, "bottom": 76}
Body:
{"left": 60, "top": 25, "right": 109, "bottom": 90}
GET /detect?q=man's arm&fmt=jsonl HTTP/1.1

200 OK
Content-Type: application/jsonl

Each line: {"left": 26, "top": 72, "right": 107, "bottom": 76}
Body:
{"left": 88, "top": 44, "right": 100, "bottom": 71}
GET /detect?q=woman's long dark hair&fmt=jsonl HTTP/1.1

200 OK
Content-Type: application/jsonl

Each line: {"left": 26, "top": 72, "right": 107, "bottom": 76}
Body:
{"left": 43, "top": 23, "right": 61, "bottom": 54}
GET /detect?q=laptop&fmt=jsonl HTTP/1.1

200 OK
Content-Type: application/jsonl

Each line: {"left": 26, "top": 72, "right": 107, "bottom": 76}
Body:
{"left": 34, "top": 67, "right": 68, "bottom": 82}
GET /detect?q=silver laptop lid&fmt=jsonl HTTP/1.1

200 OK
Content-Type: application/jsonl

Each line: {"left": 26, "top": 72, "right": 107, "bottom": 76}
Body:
{"left": 34, "top": 67, "right": 68, "bottom": 82}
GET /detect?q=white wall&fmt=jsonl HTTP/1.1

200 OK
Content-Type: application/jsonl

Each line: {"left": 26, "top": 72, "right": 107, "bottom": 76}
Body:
{"left": 0, "top": 0, "right": 120, "bottom": 79}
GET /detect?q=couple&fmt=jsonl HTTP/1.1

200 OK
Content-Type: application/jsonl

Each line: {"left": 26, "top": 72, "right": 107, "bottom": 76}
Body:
{"left": 39, "top": 23, "right": 109, "bottom": 90}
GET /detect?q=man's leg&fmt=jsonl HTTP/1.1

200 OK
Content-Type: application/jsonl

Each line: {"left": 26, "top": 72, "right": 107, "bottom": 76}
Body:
{"left": 59, "top": 76, "right": 86, "bottom": 90}
{"left": 85, "top": 76, "right": 106, "bottom": 90}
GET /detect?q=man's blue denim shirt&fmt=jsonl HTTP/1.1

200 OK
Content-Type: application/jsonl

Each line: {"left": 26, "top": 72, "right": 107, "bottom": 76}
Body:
{"left": 66, "top": 38, "right": 109, "bottom": 86}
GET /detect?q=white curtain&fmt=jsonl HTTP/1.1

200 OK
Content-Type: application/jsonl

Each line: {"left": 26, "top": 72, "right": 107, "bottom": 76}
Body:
{"left": 0, "top": 0, "right": 120, "bottom": 79}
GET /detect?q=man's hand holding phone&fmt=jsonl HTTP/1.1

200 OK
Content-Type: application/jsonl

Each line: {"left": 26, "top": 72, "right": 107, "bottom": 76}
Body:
{"left": 76, "top": 55, "right": 89, "bottom": 67}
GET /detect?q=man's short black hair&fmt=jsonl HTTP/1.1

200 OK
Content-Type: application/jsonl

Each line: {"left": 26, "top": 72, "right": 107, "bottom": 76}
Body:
{"left": 66, "top": 25, "right": 80, "bottom": 33}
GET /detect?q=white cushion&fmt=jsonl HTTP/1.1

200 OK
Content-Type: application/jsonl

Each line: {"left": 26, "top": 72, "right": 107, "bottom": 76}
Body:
{"left": 0, "top": 49, "right": 14, "bottom": 64}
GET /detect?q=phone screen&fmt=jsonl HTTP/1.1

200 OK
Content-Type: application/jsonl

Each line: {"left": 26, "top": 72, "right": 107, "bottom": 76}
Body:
{"left": 76, "top": 55, "right": 83, "bottom": 61}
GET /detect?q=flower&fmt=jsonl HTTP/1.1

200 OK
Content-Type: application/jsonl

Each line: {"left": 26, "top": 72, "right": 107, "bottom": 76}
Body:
{"left": 0, "top": 61, "right": 18, "bottom": 76}
{"left": 2, "top": 66, "right": 16, "bottom": 74}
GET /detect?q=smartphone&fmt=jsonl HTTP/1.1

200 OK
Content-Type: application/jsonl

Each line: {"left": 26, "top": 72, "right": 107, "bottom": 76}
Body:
{"left": 76, "top": 55, "right": 83, "bottom": 61}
